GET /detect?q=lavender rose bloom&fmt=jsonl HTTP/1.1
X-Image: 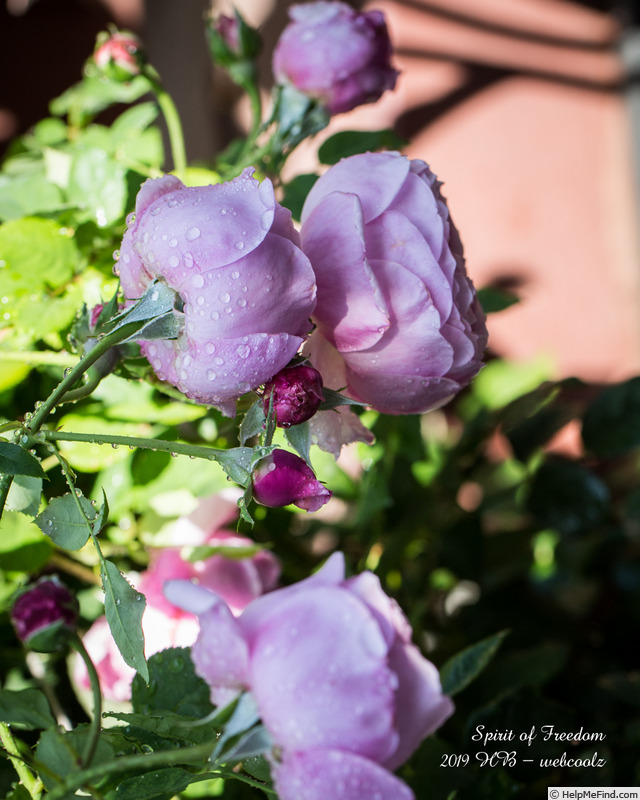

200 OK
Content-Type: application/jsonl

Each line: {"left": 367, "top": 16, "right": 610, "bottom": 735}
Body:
{"left": 272, "top": 1, "right": 398, "bottom": 115}
{"left": 166, "top": 552, "right": 453, "bottom": 800}
{"left": 118, "top": 170, "right": 317, "bottom": 415}
{"left": 301, "top": 151, "right": 488, "bottom": 414}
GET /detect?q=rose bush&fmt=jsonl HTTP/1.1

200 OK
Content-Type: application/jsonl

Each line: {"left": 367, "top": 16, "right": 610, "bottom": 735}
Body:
{"left": 272, "top": 1, "right": 398, "bottom": 115}
{"left": 165, "top": 552, "right": 453, "bottom": 800}
{"left": 118, "top": 170, "right": 317, "bottom": 414}
{"left": 301, "top": 151, "right": 488, "bottom": 414}
{"left": 75, "top": 494, "right": 280, "bottom": 700}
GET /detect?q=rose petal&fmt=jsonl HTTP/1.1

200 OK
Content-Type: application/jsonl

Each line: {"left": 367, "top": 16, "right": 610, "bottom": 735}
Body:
{"left": 273, "top": 748, "right": 415, "bottom": 800}
{"left": 249, "top": 586, "right": 398, "bottom": 761}
{"left": 302, "top": 192, "right": 389, "bottom": 351}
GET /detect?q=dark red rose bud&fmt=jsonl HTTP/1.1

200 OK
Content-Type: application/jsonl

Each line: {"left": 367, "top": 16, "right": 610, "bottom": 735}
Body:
{"left": 252, "top": 449, "right": 332, "bottom": 512}
{"left": 263, "top": 365, "right": 324, "bottom": 428}
{"left": 11, "top": 577, "right": 79, "bottom": 652}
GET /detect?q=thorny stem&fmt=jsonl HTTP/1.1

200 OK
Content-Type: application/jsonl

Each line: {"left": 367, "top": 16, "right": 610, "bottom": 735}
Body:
{"left": 0, "top": 721, "right": 43, "bottom": 800}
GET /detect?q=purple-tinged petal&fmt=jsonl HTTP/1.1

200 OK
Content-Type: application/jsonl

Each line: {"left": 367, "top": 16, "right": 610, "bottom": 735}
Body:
{"left": 301, "top": 151, "right": 409, "bottom": 226}
{"left": 273, "top": 748, "right": 415, "bottom": 800}
{"left": 302, "top": 192, "right": 389, "bottom": 351}
{"left": 250, "top": 586, "right": 398, "bottom": 761}
{"left": 384, "top": 641, "right": 455, "bottom": 770}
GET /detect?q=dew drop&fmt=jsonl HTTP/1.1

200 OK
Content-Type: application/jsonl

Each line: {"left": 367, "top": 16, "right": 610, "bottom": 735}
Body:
{"left": 184, "top": 253, "right": 194, "bottom": 268}
{"left": 237, "top": 298, "right": 247, "bottom": 308}
{"left": 205, "top": 343, "right": 215, "bottom": 354}
{"left": 168, "top": 255, "right": 179, "bottom": 268}
{"left": 213, "top": 356, "right": 225, "bottom": 365}
{"left": 220, "top": 292, "right": 230, "bottom": 303}
{"left": 192, "top": 274, "right": 205, "bottom": 288}
{"left": 186, "top": 226, "right": 201, "bottom": 241}
{"left": 126, "top": 212, "right": 136, "bottom": 225}
{"left": 169, "top": 238, "right": 178, "bottom": 247}
{"left": 206, "top": 370, "right": 217, "bottom": 381}
{"left": 236, "top": 344, "right": 251, "bottom": 359}
{"left": 196, "top": 295, "right": 205, "bottom": 306}
{"left": 234, "top": 241, "right": 244, "bottom": 250}
{"left": 112, "top": 249, "right": 120, "bottom": 261}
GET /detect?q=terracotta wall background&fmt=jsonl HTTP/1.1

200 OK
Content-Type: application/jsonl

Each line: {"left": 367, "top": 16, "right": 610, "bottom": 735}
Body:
{"left": 2, "top": 0, "right": 639, "bottom": 384}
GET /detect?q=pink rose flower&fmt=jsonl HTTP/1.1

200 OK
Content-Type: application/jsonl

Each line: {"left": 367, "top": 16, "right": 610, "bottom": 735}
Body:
{"left": 93, "top": 31, "right": 143, "bottom": 79}
{"left": 301, "top": 151, "right": 488, "bottom": 414}
{"left": 273, "top": 1, "right": 398, "bottom": 115}
{"left": 75, "top": 493, "right": 280, "bottom": 701}
{"left": 252, "top": 449, "right": 332, "bottom": 512}
{"left": 166, "top": 552, "right": 453, "bottom": 800}
{"left": 118, "top": 170, "right": 317, "bottom": 415}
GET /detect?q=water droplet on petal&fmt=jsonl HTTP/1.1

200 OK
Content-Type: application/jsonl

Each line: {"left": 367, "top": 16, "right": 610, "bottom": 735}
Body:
{"left": 169, "top": 238, "right": 178, "bottom": 247}
{"left": 206, "top": 370, "right": 217, "bottom": 381}
{"left": 168, "top": 255, "right": 179, "bottom": 268}
{"left": 186, "top": 226, "right": 201, "bottom": 241}
{"left": 220, "top": 292, "right": 230, "bottom": 303}
{"left": 192, "top": 274, "right": 205, "bottom": 288}
{"left": 235, "top": 241, "right": 244, "bottom": 250}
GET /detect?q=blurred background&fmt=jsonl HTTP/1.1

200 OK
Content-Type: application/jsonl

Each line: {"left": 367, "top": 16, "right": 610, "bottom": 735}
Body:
{"left": 2, "top": 0, "right": 640, "bottom": 386}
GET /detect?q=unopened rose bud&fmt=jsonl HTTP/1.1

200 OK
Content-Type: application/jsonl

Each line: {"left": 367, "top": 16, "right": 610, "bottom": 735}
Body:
{"left": 11, "top": 577, "right": 78, "bottom": 652}
{"left": 92, "top": 30, "right": 145, "bottom": 80}
{"left": 273, "top": 1, "right": 398, "bottom": 115}
{"left": 208, "top": 12, "right": 261, "bottom": 66}
{"left": 263, "top": 364, "right": 324, "bottom": 427}
{"left": 252, "top": 449, "right": 331, "bottom": 512}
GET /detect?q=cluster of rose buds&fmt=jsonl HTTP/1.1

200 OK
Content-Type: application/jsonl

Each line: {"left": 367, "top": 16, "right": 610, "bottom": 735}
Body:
{"left": 166, "top": 552, "right": 453, "bottom": 800}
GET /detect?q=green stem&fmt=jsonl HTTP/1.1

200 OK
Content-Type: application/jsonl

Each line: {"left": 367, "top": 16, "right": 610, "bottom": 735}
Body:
{"left": 71, "top": 635, "right": 102, "bottom": 768}
{"left": 0, "top": 350, "right": 78, "bottom": 367}
{"left": 45, "top": 740, "right": 218, "bottom": 800}
{"left": 145, "top": 70, "right": 187, "bottom": 179}
{"left": 0, "top": 721, "right": 43, "bottom": 800}
{"left": 41, "top": 429, "right": 229, "bottom": 460}
{"left": 25, "top": 320, "right": 142, "bottom": 437}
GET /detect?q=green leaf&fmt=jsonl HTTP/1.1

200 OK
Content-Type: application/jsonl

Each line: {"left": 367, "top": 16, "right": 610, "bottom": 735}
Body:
{"left": 440, "top": 630, "right": 509, "bottom": 696}
{"left": 35, "top": 492, "right": 95, "bottom": 550}
{"left": 50, "top": 74, "right": 151, "bottom": 123}
{"left": 582, "top": 376, "right": 640, "bottom": 458}
{"left": 0, "top": 511, "right": 52, "bottom": 571}
{"left": 103, "top": 710, "right": 221, "bottom": 746}
{"left": 67, "top": 146, "right": 127, "bottom": 226}
{"left": 212, "top": 446, "right": 257, "bottom": 487}
{"left": 285, "top": 421, "right": 311, "bottom": 463}
{"left": 0, "top": 688, "right": 56, "bottom": 729}
{"left": 239, "top": 400, "right": 266, "bottom": 445}
{"left": 242, "top": 755, "right": 272, "bottom": 783}
{"left": 36, "top": 726, "right": 113, "bottom": 793}
{"left": 318, "top": 129, "right": 407, "bottom": 165}
{"left": 112, "top": 767, "right": 195, "bottom": 800}
{"left": 0, "top": 442, "right": 46, "bottom": 478}
{"left": 0, "top": 172, "right": 64, "bottom": 221}
{"left": 476, "top": 286, "right": 520, "bottom": 314}
{"left": 526, "top": 458, "right": 611, "bottom": 535}
{"left": 110, "top": 102, "right": 159, "bottom": 140}
{"left": 318, "top": 387, "right": 367, "bottom": 410}
{"left": 280, "top": 173, "right": 318, "bottom": 221}
{"left": 132, "top": 648, "right": 213, "bottom": 717}
{"left": 0, "top": 217, "right": 77, "bottom": 294}
{"left": 103, "top": 560, "right": 148, "bottom": 683}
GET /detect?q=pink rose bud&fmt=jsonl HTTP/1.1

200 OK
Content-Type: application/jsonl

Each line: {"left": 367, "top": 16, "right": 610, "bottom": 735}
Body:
{"left": 252, "top": 449, "right": 332, "bottom": 512}
{"left": 117, "top": 171, "right": 317, "bottom": 416}
{"left": 262, "top": 364, "right": 324, "bottom": 427}
{"left": 301, "top": 151, "right": 488, "bottom": 414}
{"left": 272, "top": 1, "right": 398, "bottom": 115}
{"left": 11, "top": 577, "right": 78, "bottom": 652}
{"left": 165, "top": 552, "right": 454, "bottom": 800}
{"left": 93, "top": 30, "right": 144, "bottom": 80}
{"left": 208, "top": 13, "right": 261, "bottom": 65}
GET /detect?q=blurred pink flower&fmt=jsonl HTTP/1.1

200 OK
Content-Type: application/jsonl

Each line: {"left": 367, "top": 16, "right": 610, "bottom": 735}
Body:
{"left": 74, "top": 493, "right": 280, "bottom": 701}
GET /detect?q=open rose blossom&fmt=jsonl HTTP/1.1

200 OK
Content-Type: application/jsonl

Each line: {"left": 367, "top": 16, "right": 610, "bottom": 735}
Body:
{"left": 118, "top": 170, "right": 317, "bottom": 415}
{"left": 74, "top": 493, "right": 280, "bottom": 701}
{"left": 272, "top": 1, "right": 398, "bottom": 115}
{"left": 301, "top": 151, "right": 488, "bottom": 414}
{"left": 165, "top": 552, "right": 453, "bottom": 800}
